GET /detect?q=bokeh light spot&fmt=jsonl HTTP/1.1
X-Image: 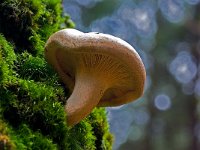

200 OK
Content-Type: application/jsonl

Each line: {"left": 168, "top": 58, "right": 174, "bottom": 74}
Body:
{"left": 169, "top": 51, "right": 197, "bottom": 84}
{"left": 117, "top": 1, "right": 157, "bottom": 38}
{"left": 159, "top": 0, "right": 185, "bottom": 23}
{"left": 90, "top": 16, "right": 127, "bottom": 39}
{"left": 154, "top": 94, "right": 171, "bottom": 111}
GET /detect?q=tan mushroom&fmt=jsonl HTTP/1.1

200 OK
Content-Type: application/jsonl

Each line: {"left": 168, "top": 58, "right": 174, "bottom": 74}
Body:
{"left": 45, "top": 29, "right": 146, "bottom": 126}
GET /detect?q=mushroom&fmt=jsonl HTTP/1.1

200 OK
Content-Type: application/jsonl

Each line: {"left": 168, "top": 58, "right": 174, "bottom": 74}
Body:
{"left": 45, "top": 29, "right": 146, "bottom": 126}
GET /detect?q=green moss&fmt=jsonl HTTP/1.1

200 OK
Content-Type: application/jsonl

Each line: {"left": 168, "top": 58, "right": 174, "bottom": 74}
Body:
{"left": 0, "top": 34, "right": 17, "bottom": 86}
{"left": 67, "top": 121, "right": 96, "bottom": 150}
{"left": 0, "top": 35, "right": 16, "bottom": 66}
{"left": 0, "top": 0, "right": 74, "bottom": 55}
{"left": 89, "top": 108, "right": 113, "bottom": 150}
{"left": 0, "top": 119, "right": 58, "bottom": 150}
{"left": 0, "top": 0, "right": 113, "bottom": 149}
{"left": 0, "top": 79, "right": 68, "bottom": 148}
{"left": 14, "top": 124, "right": 57, "bottom": 150}
{"left": 15, "top": 52, "right": 58, "bottom": 83}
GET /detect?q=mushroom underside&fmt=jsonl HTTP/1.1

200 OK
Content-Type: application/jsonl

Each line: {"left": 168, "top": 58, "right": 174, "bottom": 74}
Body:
{"left": 55, "top": 49, "right": 140, "bottom": 125}
{"left": 57, "top": 49, "right": 137, "bottom": 94}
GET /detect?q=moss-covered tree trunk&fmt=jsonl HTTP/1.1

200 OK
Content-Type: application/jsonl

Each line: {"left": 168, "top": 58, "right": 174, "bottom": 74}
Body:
{"left": 0, "top": 0, "right": 113, "bottom": 149}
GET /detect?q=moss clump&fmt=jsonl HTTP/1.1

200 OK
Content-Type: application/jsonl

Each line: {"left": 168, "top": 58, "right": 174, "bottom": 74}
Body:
{"left": 67, "top": 121, "right": 96, "bottom": 150}
{"left": 0, "top": 119, "right": 57, "bottom": 150}
{"left": 1, "top": 79, "right": 68, "bottom": 148}
{"left": 0, "top": 0, "right": 74, "bottom": 55}
{"left": 14, "top": 52, "right": 59, "bottom": 84}
{"left": 0, "top": 34, "right": 17, "bottom": 85}
{"left": 13, "top": 124, "right": 58, "bottom": 150}
{"left": 89, "top": 108, "right": 113, "bottom": 150}
{"left": 0, "top": 0, "right": 113, "bottom": 149}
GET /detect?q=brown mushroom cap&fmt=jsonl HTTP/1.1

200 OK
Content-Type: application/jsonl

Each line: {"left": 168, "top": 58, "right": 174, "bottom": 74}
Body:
{"left": 45, "top": 29, "right": 146, "bottom": 126}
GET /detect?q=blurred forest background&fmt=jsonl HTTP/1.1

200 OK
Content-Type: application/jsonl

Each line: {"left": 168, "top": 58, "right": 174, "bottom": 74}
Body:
{"left": 63, "top": 0, "right": 200, "bottom": 150}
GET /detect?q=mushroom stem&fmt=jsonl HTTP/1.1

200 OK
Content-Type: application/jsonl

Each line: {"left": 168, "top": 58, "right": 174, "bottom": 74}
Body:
{"left": 65, "top": 73, "right": 106, "bottom": 126}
